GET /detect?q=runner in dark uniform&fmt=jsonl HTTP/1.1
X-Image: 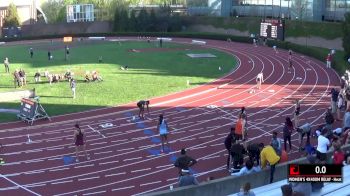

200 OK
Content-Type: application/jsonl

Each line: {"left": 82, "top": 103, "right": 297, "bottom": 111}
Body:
{"left": 137, "top": 100, "right": 150, "bottom": 119}
{"left": 74, "top": 123, "right": 89, "bottom": 162}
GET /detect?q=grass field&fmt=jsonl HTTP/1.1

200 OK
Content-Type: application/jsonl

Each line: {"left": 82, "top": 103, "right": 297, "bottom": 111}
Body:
{"left": 0, "top": 40, "right": 236, "bottom": 122}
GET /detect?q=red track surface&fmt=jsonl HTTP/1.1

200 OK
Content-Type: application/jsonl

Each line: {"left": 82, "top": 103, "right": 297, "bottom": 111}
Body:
{"left": 0, "top": 38, "right": 341, "bottom": 196}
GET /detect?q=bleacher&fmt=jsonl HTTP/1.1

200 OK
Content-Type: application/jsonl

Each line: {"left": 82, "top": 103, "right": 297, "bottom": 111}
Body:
{"left": 228, "top": 165, "right": 350, "bottom": 196}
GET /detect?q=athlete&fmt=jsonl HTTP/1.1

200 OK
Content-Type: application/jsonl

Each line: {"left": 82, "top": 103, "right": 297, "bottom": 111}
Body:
{"left": 73, "top": 123, "right": 89, "bottom": 162}
{"left": 256, "top": 72, "right": 264, "bottom": 90}
{"left": 158, "top": 114, "right": 170, "bottom": 153}
{"left": 137, "top": 100, "right": 150, "bottom": 119}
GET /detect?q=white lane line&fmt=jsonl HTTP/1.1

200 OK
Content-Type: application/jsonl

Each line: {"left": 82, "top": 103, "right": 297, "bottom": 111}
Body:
{"left": 50, "top": 168, "right": 70, "bottom": 172}
{"left": 201, "top": 155, "right": 221, "bottom": 160}
{"left": 117, "top": 147, "right": 134, "bottom": 152}
{"left": 166, "top": 177, "right": 178, "bottom": 182}
{"left": 87, "top": 125, "right": 106, "bottom": 138}
{"left": 24, "top": 159, "right": 44, "bottom": 164}
{"left": 48, "top": 157, "right": 62, "bottom": 161}
{"left": 89, "top": 141, "right": 108, "bottom": 146}
{"left": 25, "top": 171, "right": 45, "bottom": 175}
{"left": 105, "top": 172, "right": 126, "bottom": 177}
{"left": 25, "top": 149, "right": 43, "bottom": 153}
{"left": 51, "top": 180, "right": 73, "bottom": 185}
{"left": 130, "top": 168, "right": 151, "bottom": 173}
{"left": 140, "top": 180, "right": 162, "bottom": 187}
{"left": 179, "top": 138, "right": 195, "bottom": 142}
{"left": 46, "top": 147, "right": 65, "bottom": 151}
{"left": 3, "top": 162, "right": 21, "bottom": 166}
{"left": 217, "top": 132, "right": 227, "bottom": 136}
{"left": 180, "top": 122, "right": 193, "bottom": 126}
{"left": 0, "top": 173, "right": 41, "bottom": 196}
{"left": 94, "top": 151, "right": 113, "bottom": 155}
{"left": 111, "top": 186, "right": 135, "bottom": 191}
{"left": 171, "top": 130, "right": 186, "bottom": 134}
{"left": 27, "top": 183, "right": 46, "bottom": 188}
{"left": 124, "top": 157, "right": 142, "bottom": 162}
{"left": 188, "top": 127, "right": 204, "bottom": 132}
{"left": 210, "top": 143, "right": 223, "bottom": 147}
{"left": 138, "top": 144, "right": 156, "bottom": 149}
{"left": 156, "top": 164, "right": 173, "bottom": 169}
{"left": 199, "top": 135, "right": 215, "bottom": 139}
{"left": 83, "top": 191, "right": 106, "bottom": 196}
{"left": 78, "top": 176, "right": 100, "bottom": 181}
{"left": 99, "top": 160, "right": 119, "bottom": 166}
{"left": 74, "top": 164, "right": 95, "bottom": 169}
{"left": 46, "top": 138, "right": 63, "bottom": 142}
{"left": 4, "top": 151, "right": 22, "bottom": 155}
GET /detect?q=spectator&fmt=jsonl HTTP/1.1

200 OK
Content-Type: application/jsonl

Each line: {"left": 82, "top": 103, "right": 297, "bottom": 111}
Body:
{"left": 283, "top": 117, "right": 293, "bottom": 151}
{"left": 225, "top": 127, "right": 236, "bottom": 170}
{"left": 178, "top": 169, "right": 199, "bottom": 187}
{"left": 84, "top": 71, "right": 91, "bottom": 82}
{"left": 48, "top": 50, "right": 52, "bottom": 60}
{"left": 92, "top": 70, "right": 103, "bottom": 82}
{"left": 231, "top": 140, "right": 246, "bottom": 169}
{"left": 247, "top": 142, "right": 261, "bottom": 165}
{"left": 98, "top": 56, "right": 103, "bottom": 63}
{"left": 174, "top": 148, "right": 197, "bottom": 176}
{"left": 259, "top": 143, "right": 280, "bottom": 183}
{"left": 316, "top": 128, "right": 331, "bottom": 162}
{"left": 306, "top": 155, "right": 324, "bottom": 192}
{"left": 19, "top": 68, "right": 26, "bottom": 86}
{"left": 328, "top": 88, "right": 339, "bottom": 115}
{"left": 343, "top": 128, "right": 350, "bottom": 145}
{"left": 337, "top": 94, "right": 344, "bottom": 121}
{"left": 232, "top": 159, "right": 261, "bottom": 176}
{"left": 343, "top": 108, "right": 350, "bottom": 129}
{"left": 237, "top": 182, "right": 255, "bottom": 196}
{"left": 13, "top": 69, "right": 20, "bottom": 88}
{"left": 344, "top": 151, "right": 350, "bottom": 165}
{"left": 332, "top": 140, "right": 344, "bottom": 164}
{"left": 296, "top": 123, "right": 311, "bottom": 150}
{"left": 281, "top": 184, "right": 293, "bottom": 196}
{"left": 271, "top": 131, "right": 282, "bottom": 156}
{"left": 325, "top": 108, "right": 335, "bottom": 131}
{"left": 34, "top": 70, "right": 41, "bottom": 83}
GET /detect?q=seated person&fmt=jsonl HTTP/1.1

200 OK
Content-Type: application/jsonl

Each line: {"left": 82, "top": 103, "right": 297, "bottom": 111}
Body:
{"left": 64, "top": 70, "right": 72, "bottom": 81}
{"left": 52, "top": 74, "right": 59, "bottom": 83}
{"left": 231, "top": 159, "right": 261, "bottom": 176}
{"left": 84, "top": 71, "right": 91, "bottom": 82}
{"left": 34, "top": 70, "right": 41, "bottom": 83}
{"left": 120, "top": 66, "right": 129, "bottom": 70}
{"left": 92, "top": 70, "right": 103, "bottom": 82}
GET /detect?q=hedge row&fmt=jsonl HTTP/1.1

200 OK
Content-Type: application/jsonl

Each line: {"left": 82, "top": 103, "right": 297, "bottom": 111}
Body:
{"left": 0, "top": 32, "right": 345, "bottom": 74}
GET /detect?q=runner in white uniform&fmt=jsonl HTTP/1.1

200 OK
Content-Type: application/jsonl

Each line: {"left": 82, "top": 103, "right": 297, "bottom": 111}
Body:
{"left": 256, "top": 72, "right": 264, "bottom": 90}
{"left": 158, "top": 114, "right": 170, "bottom": 153}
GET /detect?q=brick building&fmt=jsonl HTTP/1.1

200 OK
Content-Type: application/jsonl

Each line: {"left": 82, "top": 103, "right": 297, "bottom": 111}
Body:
{"left": 0, "top": 0, "right": 38, "bottom": 29}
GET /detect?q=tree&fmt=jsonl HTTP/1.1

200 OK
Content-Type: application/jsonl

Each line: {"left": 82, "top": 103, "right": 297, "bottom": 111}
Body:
{"left": 3, "top": 3, "right": 20, "bottom": 27}
{"left": 137, "top": 8, "right": 150, "bottom": 32}
{"left": 128, "top": 10, "right": 137, "bottom": 31}
{"left": 291, "top": 0, "right": 308, "bottom": 20}
{"left": 41, "top": 0, "right": 66, "bottom": 23}
{"left": 343, "top": 12, "right": 350, "bottom": 60}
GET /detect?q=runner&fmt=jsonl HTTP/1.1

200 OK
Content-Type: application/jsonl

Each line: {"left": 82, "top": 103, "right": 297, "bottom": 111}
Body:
{"left": 294, "top": 99, "right": 301, "bottom": 128}
{"left": 238, "top": 107, "right": 248, "bottom": 140}
{"left": 256, "top": 72, "right": 264, "bottom": 90}
{"left": 273, "top": 45, "right": 278, "bottom": 53}
{"left": 235, "top": 113, "right": 246, "bottom": 141}
{"left": 137, "top": 100, "right": 150, "bottom": 119}
{"left": 157, "top": 114, "right": 170, "bottom": 153}
{"left": 288, "top": 58, "right": 293, "bottom": 72}
{"left": 288, "top": 49, "right": 292, "bottom": 60}
{"left": 73, "top": 123, "right": 89, "bottom": 162}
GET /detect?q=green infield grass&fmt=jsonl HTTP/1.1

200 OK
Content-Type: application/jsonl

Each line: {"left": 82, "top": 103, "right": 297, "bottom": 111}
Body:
{"left": 0, "top": 40, "right": 236, "bottom": 122}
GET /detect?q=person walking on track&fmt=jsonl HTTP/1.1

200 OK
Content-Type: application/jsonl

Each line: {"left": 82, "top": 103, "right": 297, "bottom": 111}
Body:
{"left": 73, "top": 123, "right": 89, "bottom": 162}
{"left": 158, "top": 114, "right": 170, "bottom": 153}
{"left": 174, "top": 148, "right": 197, "bottom": 176}
{"left": 283, "top": 117, "right": 293, "bottom": 152}
{"left": 137, "top": 100, "right": 150, "bottom": 119}
{"left": 225, "top": 127, "right": 236, "bottom": 170}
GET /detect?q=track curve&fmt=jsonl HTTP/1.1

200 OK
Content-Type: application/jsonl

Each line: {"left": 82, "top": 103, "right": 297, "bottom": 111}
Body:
{"left": 0, "top": 37, "right": 340, "bottom": 196}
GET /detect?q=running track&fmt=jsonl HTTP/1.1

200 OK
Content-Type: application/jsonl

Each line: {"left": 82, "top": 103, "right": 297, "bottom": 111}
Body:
{"left": 0, "top": 37, "right": 341, "bottom": 196}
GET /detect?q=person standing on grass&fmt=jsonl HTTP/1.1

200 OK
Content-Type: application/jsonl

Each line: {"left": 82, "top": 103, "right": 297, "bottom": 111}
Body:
{"left": 174, "top": 148, "right": 197, "bottom": 176}
{"left": 29, "top": 48, "right": 34, "bottom": 58}
{"left": 70, "top": 78, "right": 76, "bottom": 99}
{"left": 158, "top": 114, "right": 170, "bottom": 153}
{"left": 259, "top": 142, "right": 280, "bottom": 183}
{"left": 137, "top": 100, "right": 150, "bottom": 119}
{"left": 73, "top": 123, "right": 89, "bottom": 162}
{"left": 256, "top": 72, "right": 264, "bottom": 90}
{"left": 4, "top": 57, "right": 9, "bottom": 73}
{"left": 48, "top": 50, "right": 52, "bottom": 60}
{"left": 294, "top": 99, "right": 301, "bottom": 128}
